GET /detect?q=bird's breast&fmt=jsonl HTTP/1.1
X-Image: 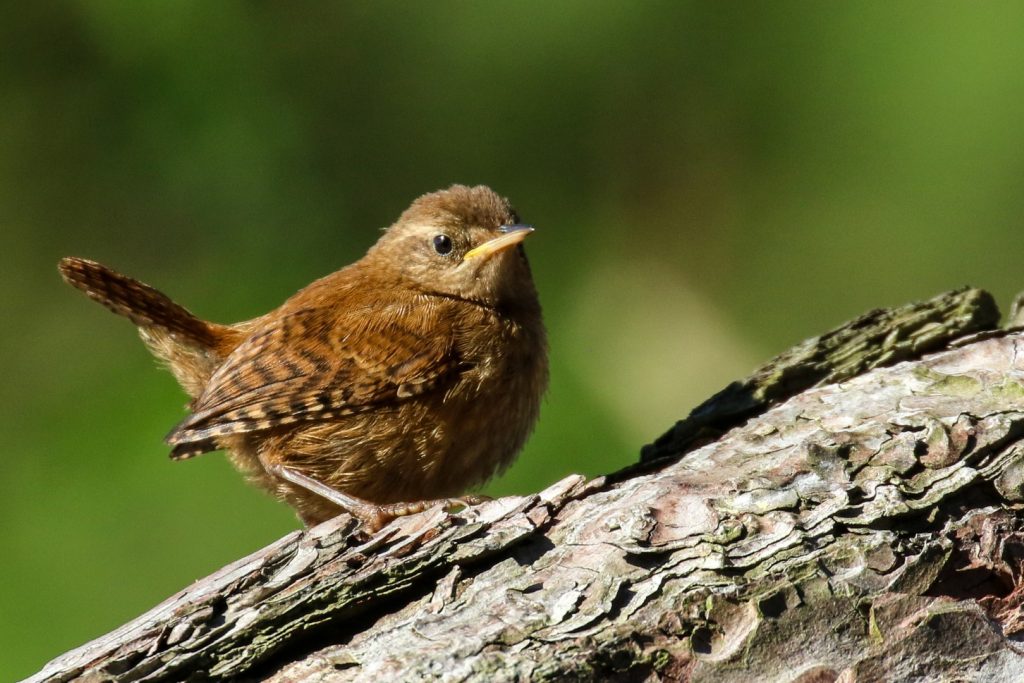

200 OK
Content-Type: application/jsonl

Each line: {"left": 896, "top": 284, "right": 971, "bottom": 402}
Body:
{"left": 433, "top": 310, "right": 548, "bottom": 486}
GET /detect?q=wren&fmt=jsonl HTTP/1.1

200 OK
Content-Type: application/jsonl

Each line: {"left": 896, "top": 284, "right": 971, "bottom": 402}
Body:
{"left": 59, "top": 185, "right": 548, "bottom": 531}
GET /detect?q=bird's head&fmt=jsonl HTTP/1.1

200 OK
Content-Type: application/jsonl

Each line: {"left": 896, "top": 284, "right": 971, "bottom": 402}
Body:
{"left": 368, "top": 184, "right": 539, "bottom": 311}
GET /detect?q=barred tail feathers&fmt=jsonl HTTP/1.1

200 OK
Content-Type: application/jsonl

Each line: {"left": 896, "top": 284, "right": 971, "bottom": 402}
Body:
{"left": 58, "top": 257, "right": 218, "bottom": 348}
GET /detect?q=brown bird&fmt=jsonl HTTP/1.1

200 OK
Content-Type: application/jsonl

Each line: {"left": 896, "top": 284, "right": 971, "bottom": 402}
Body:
{"left": 59, "top": 185, "right": 548, "bottom": 531}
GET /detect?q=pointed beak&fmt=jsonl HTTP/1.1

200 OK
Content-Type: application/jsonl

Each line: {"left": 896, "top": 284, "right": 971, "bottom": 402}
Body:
{"left": 463, "top": 225, "right": 534, "bottom": 261}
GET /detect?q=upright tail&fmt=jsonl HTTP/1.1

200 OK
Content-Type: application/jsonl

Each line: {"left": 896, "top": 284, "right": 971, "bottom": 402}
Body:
{"left": 58, "top": 257, "right": 219, "bottom": 348}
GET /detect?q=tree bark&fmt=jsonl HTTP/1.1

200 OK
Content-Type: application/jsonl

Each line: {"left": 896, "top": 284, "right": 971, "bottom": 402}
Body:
{"left": 28, "top": 289, "right": 1024, "bottom": 683}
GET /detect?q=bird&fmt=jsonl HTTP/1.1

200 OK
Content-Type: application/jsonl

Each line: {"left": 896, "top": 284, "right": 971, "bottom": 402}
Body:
{"left": 58, "top": 184, "right": 548, "bottom": 531}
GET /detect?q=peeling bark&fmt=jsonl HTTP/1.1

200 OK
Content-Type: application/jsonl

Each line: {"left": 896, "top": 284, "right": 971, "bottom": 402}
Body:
{"left": 28, "top": 289, "right": 1024, "bottom": 683}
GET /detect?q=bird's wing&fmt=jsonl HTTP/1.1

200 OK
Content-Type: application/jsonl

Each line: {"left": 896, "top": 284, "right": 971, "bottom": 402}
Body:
{"left": 165, "top": 298, "right": 460, "bottom": 456}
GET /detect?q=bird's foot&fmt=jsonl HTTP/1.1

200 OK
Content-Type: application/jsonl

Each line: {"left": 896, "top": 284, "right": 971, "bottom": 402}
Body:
{"left": 267, "top": 464, "right": 491, "bottom": 533}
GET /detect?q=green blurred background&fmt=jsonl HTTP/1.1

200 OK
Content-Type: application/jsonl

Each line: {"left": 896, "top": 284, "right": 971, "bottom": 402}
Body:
{"left": 4, "top": 2, "right": 1024, "bottom": 678}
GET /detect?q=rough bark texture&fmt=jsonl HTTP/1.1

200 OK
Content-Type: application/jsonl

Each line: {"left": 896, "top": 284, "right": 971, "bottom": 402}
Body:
{"left": 28, "top": 288, "right": 1024, "bottom": 683}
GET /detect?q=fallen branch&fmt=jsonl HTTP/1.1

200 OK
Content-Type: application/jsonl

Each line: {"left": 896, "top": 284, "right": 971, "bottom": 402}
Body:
{"left": 29, "top": 288, "right": 1024, "bottom": 682}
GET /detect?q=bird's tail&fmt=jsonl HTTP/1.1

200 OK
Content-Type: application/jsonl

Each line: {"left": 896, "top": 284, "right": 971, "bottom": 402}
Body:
{"left": 58, "top": 257, "right": 219, "bottom": 349}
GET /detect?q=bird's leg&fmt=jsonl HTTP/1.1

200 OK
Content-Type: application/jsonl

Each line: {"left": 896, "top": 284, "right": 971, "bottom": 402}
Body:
{"left": 267, "top": 464, "right": 491, "bottom": 532}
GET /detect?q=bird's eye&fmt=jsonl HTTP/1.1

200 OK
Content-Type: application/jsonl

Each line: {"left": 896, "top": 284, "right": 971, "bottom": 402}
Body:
{"left": 432, "top": 234, "right": 453, "bottom": 255}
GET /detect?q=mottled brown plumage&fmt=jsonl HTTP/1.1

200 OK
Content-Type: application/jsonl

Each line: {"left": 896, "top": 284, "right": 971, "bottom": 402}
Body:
{"left": 59, "top": 185, "right": 548, "bottom": 530}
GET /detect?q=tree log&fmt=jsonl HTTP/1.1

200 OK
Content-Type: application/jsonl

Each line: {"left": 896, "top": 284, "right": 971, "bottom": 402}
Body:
{"left": 28, "top": 289, "right": 1024, "bottom": 682}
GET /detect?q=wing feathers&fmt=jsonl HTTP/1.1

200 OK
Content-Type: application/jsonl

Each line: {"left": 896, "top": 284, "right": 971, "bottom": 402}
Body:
{"left": 166, "top": 299, "right": 458, "bottom": 452}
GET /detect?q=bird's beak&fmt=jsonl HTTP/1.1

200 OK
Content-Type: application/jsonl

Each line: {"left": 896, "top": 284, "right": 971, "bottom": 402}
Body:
{"left": 463, "top": 225, "right": 534, "bottom": 261}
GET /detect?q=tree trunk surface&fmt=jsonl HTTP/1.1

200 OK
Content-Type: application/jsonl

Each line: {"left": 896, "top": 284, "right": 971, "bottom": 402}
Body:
{"left": 28, "top": 289, "right": 1024, "bottom": 683}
